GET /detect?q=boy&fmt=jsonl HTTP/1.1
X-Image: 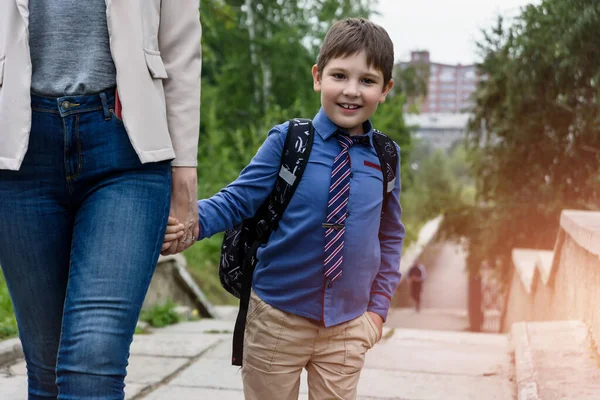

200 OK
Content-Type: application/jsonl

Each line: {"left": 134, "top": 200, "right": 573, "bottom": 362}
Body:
{"left": 166, "top": 18, "right": 404, "bottom": 400}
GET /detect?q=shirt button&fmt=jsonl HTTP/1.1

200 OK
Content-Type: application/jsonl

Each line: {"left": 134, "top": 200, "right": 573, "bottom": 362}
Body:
{"left": 350, "top": 172, "right": 354, "bottom": 178}
{"left": 327, "top": 283, "right": 333, "bottom": 288}
{"left": 61, "top": 101, "right": 71, "bottom": 109}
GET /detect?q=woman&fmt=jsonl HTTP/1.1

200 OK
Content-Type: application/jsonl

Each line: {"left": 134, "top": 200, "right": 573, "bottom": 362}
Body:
{"left": 0, "top": 1, "right": 201, "bottom": 398}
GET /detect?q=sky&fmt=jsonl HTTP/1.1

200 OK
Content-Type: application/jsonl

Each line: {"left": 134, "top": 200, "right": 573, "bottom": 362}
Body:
{"left": 372, "top": 0, "right": 541, "bottom": 65}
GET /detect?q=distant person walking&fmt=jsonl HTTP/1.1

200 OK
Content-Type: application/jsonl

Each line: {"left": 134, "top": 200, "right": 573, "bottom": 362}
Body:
{"left": 408, "top": 260, "right": 427, "bottom": 312}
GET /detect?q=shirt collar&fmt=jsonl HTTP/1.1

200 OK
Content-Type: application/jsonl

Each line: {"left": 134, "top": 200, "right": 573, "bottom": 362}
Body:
{"left": 312, "top": 107, "right": 374, "bottom": 146}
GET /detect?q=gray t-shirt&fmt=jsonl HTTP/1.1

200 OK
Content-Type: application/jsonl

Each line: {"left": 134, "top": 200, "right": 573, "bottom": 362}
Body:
{"left": 29, "top": 0, "right": 117, "bottom": 96}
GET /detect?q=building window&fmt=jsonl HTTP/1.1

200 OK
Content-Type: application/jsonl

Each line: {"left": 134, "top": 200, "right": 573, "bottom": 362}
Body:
{"left": 460, "top": 83, "right": 476, "bottom": 92}
{"left": 462, "top": 68, "right": 476, "bottom": 80}
{"left": 439, "top": 68, "right": 455, "bottom": 82}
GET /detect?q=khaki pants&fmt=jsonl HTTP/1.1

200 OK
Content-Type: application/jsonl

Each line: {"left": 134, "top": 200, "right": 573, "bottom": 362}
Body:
{"left": 241, "top": 290, "right": 382, "bottom": 400}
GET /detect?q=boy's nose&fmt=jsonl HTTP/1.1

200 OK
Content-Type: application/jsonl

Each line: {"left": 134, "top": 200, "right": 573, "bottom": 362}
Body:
{"left": 342, "top": 82, "right": 360, "bottom": 97}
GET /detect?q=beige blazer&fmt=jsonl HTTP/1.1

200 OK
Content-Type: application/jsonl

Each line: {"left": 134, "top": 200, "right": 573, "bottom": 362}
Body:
{"left": 0, "top": 0, "right": 202, "bottom": 170}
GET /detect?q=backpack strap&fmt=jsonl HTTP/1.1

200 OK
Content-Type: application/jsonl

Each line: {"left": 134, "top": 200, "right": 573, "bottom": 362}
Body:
{"left": 231, "top": 118, "right": 314, "bottom": 366}
{"left": 371, "top": 129, "right": 399, "bottom": 218}
{"left": 261, "top": 118, "right": 314, "bottom": 235}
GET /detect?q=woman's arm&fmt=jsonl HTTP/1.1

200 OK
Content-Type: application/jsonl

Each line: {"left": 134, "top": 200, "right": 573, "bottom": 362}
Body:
{"left": 158, "top": 1, "right": 202, "bottom": 254}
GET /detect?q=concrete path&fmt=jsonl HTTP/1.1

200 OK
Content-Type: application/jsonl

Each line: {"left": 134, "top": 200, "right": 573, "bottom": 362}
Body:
{"left": 0, "top": 239, "right": 515, "bottom": 399}
{"left": 419, "top": 240, "right": 468, "bottom": 310}
{"left": 390, "top": 240, "right": 471, "bottom": 332}
{"left": 0, "top": 305, "right": 515, "bottom": 399}
{"left": 387, "top": 308, "right": 469, "bottom": 331}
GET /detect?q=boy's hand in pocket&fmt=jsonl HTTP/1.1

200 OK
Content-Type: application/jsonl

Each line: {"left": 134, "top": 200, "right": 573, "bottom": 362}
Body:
{"left": 161, "top": 216, "right": 185, "bottom": 254}
{"left": 367, "top": 311, "right": 384, "bottom": 339}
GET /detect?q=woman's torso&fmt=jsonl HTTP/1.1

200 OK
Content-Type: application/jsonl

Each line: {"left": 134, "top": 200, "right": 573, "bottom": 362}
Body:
{"left": 28, "top": 0, "right": 116, "bottom": 96}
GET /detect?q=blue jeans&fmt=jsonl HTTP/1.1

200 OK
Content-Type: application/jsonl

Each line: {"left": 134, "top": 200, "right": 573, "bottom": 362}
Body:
{"left": 0, "top": 90, "right": 172, "bottom": 399}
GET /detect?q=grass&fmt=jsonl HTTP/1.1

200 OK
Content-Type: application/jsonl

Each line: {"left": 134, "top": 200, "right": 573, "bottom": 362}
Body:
{"left": 0, "top": 270, "right": 18, "bottom": 340}
{"left": 134, "top": 325, "right": 150, "bottom": 335}
{"left": 139, "top": 300, "right": 181, "bottom": 328}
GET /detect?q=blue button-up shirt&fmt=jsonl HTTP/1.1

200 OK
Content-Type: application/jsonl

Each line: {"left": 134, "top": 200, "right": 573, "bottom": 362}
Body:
{"left": 198, "top": 108, "right": 405, "bottom": 326}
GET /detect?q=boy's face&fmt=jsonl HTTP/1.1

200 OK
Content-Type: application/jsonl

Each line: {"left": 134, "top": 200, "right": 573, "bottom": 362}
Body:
{"left": 312, "top": 51, "right": 394, "bottom": 136}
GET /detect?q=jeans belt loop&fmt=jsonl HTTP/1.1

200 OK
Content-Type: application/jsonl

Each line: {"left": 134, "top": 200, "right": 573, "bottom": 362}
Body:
{"left": 99, "top": 92, "right": 111, "bottom": 120}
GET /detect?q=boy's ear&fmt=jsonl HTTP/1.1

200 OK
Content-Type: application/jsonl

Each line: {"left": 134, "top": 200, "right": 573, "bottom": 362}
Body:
{"left": 312, "top": 65, "right": 322, "bottom": 93}
{"left": 379, "top": 79, "right": 395, "bottom": 104}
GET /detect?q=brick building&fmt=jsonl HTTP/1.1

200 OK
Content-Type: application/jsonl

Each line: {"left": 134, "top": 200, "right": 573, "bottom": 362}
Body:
{"left": 399, "top": 51, "right": 479, "bottom": 114}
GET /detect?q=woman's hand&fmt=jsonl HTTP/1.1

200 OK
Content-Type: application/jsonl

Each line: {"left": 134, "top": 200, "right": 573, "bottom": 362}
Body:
{"left": 162, "top": 167, "right": 199, "bottom": 255}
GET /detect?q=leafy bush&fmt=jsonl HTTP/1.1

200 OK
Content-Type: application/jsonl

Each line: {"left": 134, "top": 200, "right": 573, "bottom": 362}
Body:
{"left": 139, "top": 300, "right": 180, "bottom": 328}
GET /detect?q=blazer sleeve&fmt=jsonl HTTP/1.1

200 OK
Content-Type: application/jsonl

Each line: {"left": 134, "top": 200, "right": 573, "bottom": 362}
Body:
{"left": 158, "top": 0, "right": 202, "bottom": 167}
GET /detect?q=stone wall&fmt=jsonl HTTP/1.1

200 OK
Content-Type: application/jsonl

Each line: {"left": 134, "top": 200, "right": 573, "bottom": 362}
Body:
{"left": 502, "top": 210, "right": 600, "bottom": 346}
{"left": 143, "top": 254, "right": 216, "bottom": 318}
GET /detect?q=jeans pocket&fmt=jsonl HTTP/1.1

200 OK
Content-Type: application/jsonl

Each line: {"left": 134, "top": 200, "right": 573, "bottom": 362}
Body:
{"left": 109, "top": 109, "right": 125, "bottom": 126}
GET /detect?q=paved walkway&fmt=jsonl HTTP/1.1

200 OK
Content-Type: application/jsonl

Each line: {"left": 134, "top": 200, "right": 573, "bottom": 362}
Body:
{"left": 390, "top": 240, "right": 471, "bottom": 331}
{"left": 0, "top": 312, "right": 514, "bottom": 399}
{"left": 0, "top": 305, "right": 514, "bottom": 399}
{"left": 0, "top": 240, "right": 516, "bottom": 399}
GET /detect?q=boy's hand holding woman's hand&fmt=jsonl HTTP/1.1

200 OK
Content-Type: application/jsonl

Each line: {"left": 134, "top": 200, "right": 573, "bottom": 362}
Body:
{"left": 162, "top": 167, "right": 199, "bottom": 255}
{"left": 161, "top": 216, "right": 187, "bottom": 254}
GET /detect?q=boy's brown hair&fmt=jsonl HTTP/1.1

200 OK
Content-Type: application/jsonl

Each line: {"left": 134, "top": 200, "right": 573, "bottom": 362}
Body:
{"left": 317, "top": 18, "right": 394, "bottom": 86}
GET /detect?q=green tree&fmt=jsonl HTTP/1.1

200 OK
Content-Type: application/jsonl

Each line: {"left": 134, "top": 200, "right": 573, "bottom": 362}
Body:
{"left": 442, "top": 0, "right": 600, "bottom": 276}
{"left": 394, "top": 62, "right": 429, "bottom": 113}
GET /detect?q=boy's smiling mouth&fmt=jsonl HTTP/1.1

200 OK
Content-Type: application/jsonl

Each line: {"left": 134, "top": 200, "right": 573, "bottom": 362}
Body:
{"left": 338, "top": 103, "right": 362, "bottom": 110}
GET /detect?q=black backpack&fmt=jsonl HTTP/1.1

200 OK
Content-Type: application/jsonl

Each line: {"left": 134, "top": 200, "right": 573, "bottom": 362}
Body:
{"left": 219, "top": 118, "right": 399, "bottom": 366}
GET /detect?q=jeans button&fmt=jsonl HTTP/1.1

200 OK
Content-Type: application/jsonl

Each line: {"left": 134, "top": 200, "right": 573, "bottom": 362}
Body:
{"left": 61, "top": 101, "right": 71, "bottom": 109}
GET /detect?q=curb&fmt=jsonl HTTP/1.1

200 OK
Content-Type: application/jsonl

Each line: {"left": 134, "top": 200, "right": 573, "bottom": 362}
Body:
{"left": 0, "top": 338, "right": 23, "bottom": 367}
{"left": 511, "top": 320, "right": 600, "bottom": 400}
{"left": 511, "top": 322, "right": 539, "bottom": 400}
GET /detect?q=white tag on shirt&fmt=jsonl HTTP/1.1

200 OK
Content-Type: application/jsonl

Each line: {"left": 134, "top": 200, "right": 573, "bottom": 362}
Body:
{"left": 387, "top": 180, "right": 395, "bottom": 193}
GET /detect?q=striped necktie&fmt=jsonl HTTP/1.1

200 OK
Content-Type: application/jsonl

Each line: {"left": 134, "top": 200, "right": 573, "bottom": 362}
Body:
{"left": 323, "top": 132, "right": 369, "bottom": 282}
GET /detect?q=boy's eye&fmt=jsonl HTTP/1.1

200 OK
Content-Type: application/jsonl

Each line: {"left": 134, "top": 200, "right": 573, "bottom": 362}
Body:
{"left": 362, "top": 78, "right": 375, "bottom": 84}
{"left": 333, "top": 73, "right": 345, "bottom": 79}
